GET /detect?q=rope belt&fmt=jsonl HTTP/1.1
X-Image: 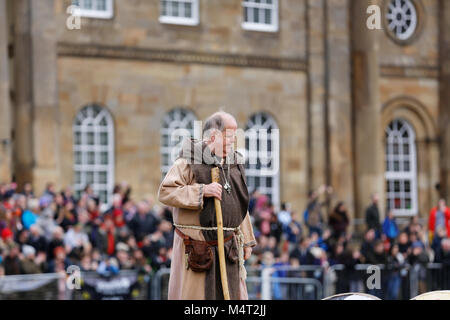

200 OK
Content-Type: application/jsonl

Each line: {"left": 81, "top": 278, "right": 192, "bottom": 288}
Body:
{"left": 174, "top": 223, "right": 247, "bottom": 281}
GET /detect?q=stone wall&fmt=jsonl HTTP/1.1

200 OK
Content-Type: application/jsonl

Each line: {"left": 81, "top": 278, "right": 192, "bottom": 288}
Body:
{"left": 57, "top": 57, "right": 308, "bottom": 212}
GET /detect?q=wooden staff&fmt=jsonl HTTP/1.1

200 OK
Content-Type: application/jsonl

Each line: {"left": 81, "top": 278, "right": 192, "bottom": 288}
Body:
{"left": 211, "top": 167, "right": 230, "bottom": 300}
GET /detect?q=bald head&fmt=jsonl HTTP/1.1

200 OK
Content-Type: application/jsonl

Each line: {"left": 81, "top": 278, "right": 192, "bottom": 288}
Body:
{"left": 203, "top": 111, "right": 237, "bottom": 136}
{"left": 203, "top": 111, "right": 237, "bottom": 157}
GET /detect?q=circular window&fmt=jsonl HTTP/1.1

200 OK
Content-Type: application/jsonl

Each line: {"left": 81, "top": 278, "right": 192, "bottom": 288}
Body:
{"left": 385, "top": 0, "right": 420, "bottom": 43}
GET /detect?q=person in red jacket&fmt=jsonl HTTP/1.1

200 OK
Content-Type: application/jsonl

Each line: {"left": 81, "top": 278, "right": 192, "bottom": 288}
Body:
{"left": 428, "top": 199, "right": 450, "bottom": 242}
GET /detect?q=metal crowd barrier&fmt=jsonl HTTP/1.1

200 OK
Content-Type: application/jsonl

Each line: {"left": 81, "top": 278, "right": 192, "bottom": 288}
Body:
{"left": 1, "top": 262, "right": 450, "bottom": 300}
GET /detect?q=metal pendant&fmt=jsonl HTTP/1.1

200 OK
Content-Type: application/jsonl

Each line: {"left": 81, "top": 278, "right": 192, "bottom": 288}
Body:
{"left": 224, "top": 182, "right": 232, "bottom": 194}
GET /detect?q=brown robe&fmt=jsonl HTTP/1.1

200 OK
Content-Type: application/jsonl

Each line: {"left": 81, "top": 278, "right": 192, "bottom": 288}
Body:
{"left": 158, "top": 153, "right": 256, "bottom": 300}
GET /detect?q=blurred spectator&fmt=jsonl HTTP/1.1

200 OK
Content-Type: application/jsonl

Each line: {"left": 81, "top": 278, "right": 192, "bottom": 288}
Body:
{"left": 55, "top": 201, "right": 77, "bottom": 232}
{"left": 128, "top": 201, "right": 160, "bottom": 243}
{"left": 304, "top": 185, "right": 332, "bottom": 237}
{"left": 248, "top": 190, "right": 261, "bottom": 216}
{"left": 328, "top": 202, "right": 350, "bottom": 240}
{"left": 27, "top": 225, "right": 47, "bottom": 254}
{"left": 435, "top": 238, "right": 450, "bottom": 265}
{"left": 289, "top": 237, "right": 315, "bottom": 266}
{"left": 20, "top": 245, "right": 43, "bottom": 274}
{"left": 3, "top": 243, "right": 21, "bottom": 275}
{"left": 97, "top": 257, "right": 120, "bottom": 277}
{"left": 22, "top": 183, "right": 34, "bottom": 199}
{"left": 47, "top": 246, "right": 71, "bottom": 273}
{"left": 404, "top": 215, "right": 421, "bottom": 236}
{"left": 428, "top": 199, "right": 450, "bottom": 242}
{"left": 267, "top": 236, "right": 280, "bottom": 258}
{"left": 115, "top": 242, "right": 134, "bottom": 270}
{"left": 21, "top": 198, "right": 39, "bottom": 230}
{"left": 397, "top": 231, "right": 411, "bottom": 257}
{"left": 360, "top": 229, "right": 376, "bottom": 264}
{"left": 383, "top": 210, "right": 399, "bottom": 245}
{"left": 365, "top": 193, "right": 382, "bottom": 239}
{"left": 98, "top": 216, "right": 117, "bottom": 257}
{"left": 386, "top": 243, "right": 405, "bottom": 300}
{"left": 269, "top": 212, "right": 283, "bottom": 244}
{"left": 42, "top": 182, "right": 56, "bottom": 201}
{"left": 64, "top": 223, "right": 91, "bottom": 262}
{"left": 284, "top": 211, "right": 303, "bottom": 252}
{"left": 277, "top": 203, "right": 292, "bottom": 228}
{"left": 47, "top": 226, "right": 65, "bottom": 262}
{"left": 254, "top": 196, "right": 273, "bottom": 237}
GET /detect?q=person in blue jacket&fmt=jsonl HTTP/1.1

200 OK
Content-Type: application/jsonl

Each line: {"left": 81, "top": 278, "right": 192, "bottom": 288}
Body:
{"left": 383, "top": 210, "right": 399, "bottom": 244}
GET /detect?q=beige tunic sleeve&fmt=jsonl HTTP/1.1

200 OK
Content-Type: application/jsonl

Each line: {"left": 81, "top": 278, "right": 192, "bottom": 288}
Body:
{"left": 158, "top": 158, "right": 204, "bottom": 211}
{"left": 240, "top": 212, "right": 257, "bottom": 248}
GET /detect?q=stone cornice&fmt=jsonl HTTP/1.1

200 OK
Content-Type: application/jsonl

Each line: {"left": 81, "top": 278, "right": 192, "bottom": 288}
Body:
{"left": 57, "top": 42, "right": 307, "bottom": 72}
{"left": 380, "top": 65, "right": 439, "bottom": 79}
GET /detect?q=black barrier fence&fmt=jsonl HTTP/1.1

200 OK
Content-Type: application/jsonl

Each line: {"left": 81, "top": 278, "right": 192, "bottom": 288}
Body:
{"left": 1, "top": 263, "right": 450, "bottom": 299}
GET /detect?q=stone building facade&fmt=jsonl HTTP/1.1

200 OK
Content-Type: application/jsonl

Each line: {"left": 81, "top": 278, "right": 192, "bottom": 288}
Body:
{"left": 0, "top": 0, "right": 449, "bottom": 226}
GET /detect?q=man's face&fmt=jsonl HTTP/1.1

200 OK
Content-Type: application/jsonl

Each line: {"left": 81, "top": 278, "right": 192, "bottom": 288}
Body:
{"left": 372, "top": 193, "right": 379, "bottom": 203}
{"left": 222, "top": 126, "right": 237, "bottom": 157}
{"left": 439, "top": 200, "right": 446, "bottom": 210}
{"left": 209, "top": 116, "right": 237, "bottom": 158}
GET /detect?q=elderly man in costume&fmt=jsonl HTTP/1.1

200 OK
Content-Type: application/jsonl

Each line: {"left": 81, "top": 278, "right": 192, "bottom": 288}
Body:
{"left": 158, "top": 111, "right": 256, "bottom": 300}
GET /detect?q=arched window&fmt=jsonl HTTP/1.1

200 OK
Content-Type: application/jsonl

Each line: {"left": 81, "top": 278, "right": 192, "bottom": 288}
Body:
{"left": 385, "top": 119, "right": 418, "bottom": 216}
{"left": 245, "top": 113, "right": 280, "bottom": 206}
{"left": 161, "top": 108, "right": 197, "bottom": 178}
{"left": 73, "top": 104, "right": 114, "bottom": 205}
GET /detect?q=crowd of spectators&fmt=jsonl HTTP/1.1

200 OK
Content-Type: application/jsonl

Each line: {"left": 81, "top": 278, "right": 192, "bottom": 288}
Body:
{"left": 247, "top": 186, "right": 450, "bottom": 300}
{"left": 0, "top": 182, "right": 174, "bottom": 278}
{"left": 1, "top": 180, "right": 450, "bottom": 300}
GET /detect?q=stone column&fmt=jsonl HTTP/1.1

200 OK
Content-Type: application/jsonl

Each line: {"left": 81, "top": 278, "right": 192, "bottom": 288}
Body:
{"left": 29, "top": 0, "right": 60, "bottom": 194}
{"left": 326, "top": 0, "right": 356, "bottom": 224}
{"left": 439, "top": 0, "right": 450, "bottom": 203}
{"left": 351, "top": 0, "right": 385, "bottom": 226}
{"left": 0, "top": 0, "right": 12, "bottom": 182}
{"left": 13, "top": 0, "right": 34, "bottom": 188}
{"left": 306, "top": 0, "right": 327, "bottom": 193}
{"left": 13, "top": 0, "right": 60, "bottom": 193}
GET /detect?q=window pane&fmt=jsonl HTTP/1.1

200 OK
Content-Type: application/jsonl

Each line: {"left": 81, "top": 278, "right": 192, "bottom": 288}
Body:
{"left": 403, "top": 144, "right": 410, "bottom": 155}
{"left": 394, "top": 198, "right": 401, "bottom": 209}
{"left": 75, "top": 151, "right": 82, "bottom": 165}
{"left": 404, "top": 161, "right": 410, "bottom": 171}
{"left": 96, "top": 0, "right": 106, "bottom": 10}
{"left": 74, "top": 132, "right": 81, "bottom": 145}
{"left": 87, "top": 152, "right": 95, "bottom": 165}
{"left": 100, "top": 132, "right": 108, "bottom": 145}
{"left": 394, "top": 181, "right": 400, "bottom": 192}
{"left": 86, "top": 172, "right": 94, "bottom": 184}
{"left": 75, "top": 171, "right": 81, "bottom": 184}
{"left": 184, "top": 2, "right": 192, "bottom": 17}
{"left": 394, "top": 161, "right": 399, "bottom": 171}
{"left": 265, "top": 9, "right": 271, "bottom": 25}
{"left": 84, "top": 0, "right": 93, "bottom": 9}
{"left": 253, "top": 8, "right": 259, "bottom": 23}
{"left": 405, "top": 199, "right": 412, "bottom": 209}
{"left": 87, "top": 132, "right": 94, "bottom": 145}
{"left": 393, "top": 143, "right": 399, "bottom": 155}
{"left": 101, "top": 152, "right": 108, "bottom": 165}
{"left": 99, "top": 172, "right": 107, "bottom": 184}
{"left": 172, "top": 1, "right": 179, "bottom": 16}
{"left": 162, "top": 0, "right": 168, "bottom": 15}
{"left": 405, "top": 181, "right": 411, "bottom": 192}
